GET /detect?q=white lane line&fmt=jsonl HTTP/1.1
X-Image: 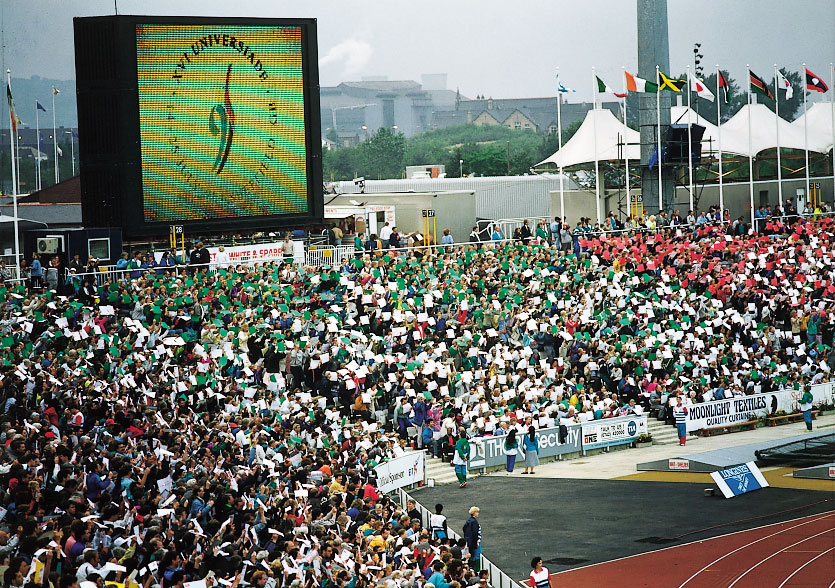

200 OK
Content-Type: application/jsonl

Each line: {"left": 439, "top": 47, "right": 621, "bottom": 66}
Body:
{"left": 679, "top": 511, "right": 835, "bottom": 588}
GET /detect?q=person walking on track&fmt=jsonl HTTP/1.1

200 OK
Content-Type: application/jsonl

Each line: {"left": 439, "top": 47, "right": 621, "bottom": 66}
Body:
{"left": 463, "top": 506, "right": 482, "bottom": 572}
{"left": 453, "top": 427, "right": 471, "bottom": 488}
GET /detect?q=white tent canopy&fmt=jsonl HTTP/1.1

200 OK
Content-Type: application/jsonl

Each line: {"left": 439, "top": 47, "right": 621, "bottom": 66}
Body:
{"left": 721, "top": 103, "right": 809, "bottom": 156}
{"left": 536, "top": 103, "right": 830, "bottom": 170}
{"left": 792, "top": 101, "right": 835, "bottom": 154}
{"left": 535, "top": 108, "right": 640, "bottom": 169}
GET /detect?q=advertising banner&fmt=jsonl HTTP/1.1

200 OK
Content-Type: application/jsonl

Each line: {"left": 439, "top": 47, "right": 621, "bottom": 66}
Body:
{"left": 375, "top": 452, "right": 425, "bottom": 494}
{"left": 581, "top": 415, "right": 647, "bottom": 450}
{"left": 710, "top": 461, "right": 769, "bottom": 498}
{"left": 206, "top": 241, "right": 301, "bottom": 265}
{"left": 468, "top": 424, "right": 582, "bottom": 469}
{"left": 686, "top": 384, "right": 833, "bottom": 433}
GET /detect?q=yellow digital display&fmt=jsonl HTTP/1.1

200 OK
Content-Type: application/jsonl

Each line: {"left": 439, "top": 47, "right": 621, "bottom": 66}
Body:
{"left": 136, "top": 24, "right": 309, "bottom": 222}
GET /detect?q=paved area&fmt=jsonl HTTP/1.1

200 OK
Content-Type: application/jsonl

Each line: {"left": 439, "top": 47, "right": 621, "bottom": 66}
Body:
{"left": 409, "top": 416, "right": 835, "bottom": 582}
{"left": 495, "top": 414, "right": 835, "bottom": 481}
{"left": 411, "top": 477, "right": 835, "bottom": 581}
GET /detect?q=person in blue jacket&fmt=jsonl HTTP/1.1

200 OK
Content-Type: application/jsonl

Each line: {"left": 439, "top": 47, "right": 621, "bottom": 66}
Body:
{"left": 521, "top": 425, "right": 539, "bottom": 475}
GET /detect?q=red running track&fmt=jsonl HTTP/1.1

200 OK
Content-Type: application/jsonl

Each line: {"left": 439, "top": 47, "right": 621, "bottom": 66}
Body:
{"left": 550, "top": 511, "right": 835, "bottom": 588}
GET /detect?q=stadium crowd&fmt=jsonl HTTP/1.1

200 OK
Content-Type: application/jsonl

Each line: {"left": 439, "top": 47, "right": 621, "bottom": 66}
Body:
{"left": 0, "top": 210, "right": 833, "bottom": 588}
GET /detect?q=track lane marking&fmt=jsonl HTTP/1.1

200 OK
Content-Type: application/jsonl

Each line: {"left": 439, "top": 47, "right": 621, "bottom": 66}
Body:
{"left": 727, "top": 529, "right": 835, "bottom": 588}
{"left": 776, "top": 547, "right": 835, "bottom": 588}
{"left": 678, "top": 512, "right": 835, "bottom": 588}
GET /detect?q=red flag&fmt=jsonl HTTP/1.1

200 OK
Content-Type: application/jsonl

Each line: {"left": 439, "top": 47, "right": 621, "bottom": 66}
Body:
{"left": 805, "top": 68, "right": 828, "bottom": 93}
{"left": 717, "top": 70, "right": 729, "bottom": 104}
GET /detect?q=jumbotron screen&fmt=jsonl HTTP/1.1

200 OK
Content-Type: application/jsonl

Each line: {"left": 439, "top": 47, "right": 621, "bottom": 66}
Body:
{"left": 135, "top": 23, "right": 309, "bottom": 222}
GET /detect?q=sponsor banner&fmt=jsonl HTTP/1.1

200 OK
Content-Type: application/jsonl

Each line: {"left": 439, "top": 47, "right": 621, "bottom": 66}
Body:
{"left": 581, "top": 415, "right": 647, "bottom": 450}
{"left": 468, "top": 424, "right": 582, "bottom": 469}
{"left": 668, "top": 459, "right": 690, "bottom": 471}
{"left": 206, "top": 241, "right": 305, "bottom": 265}
{"left": 375, "top": 451, "right": 425, "bottom": 494}
{"left": 710, "top": 461, "right": 769, "bottom": 498}
{"left": 686, "top": 384, "right": 835, "bottom": 433}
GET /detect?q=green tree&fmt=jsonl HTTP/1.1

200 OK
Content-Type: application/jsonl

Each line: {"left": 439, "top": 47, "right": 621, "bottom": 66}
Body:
{"left": 680, "top": 70, "right": 745, "bottom": 124}
{"left": 323, "top": 146, "right": 362, "bottom": 182}
{"left": 761, "top": 69, "right": 803, "bottom": 120}
{"left": 359, "top": 127, "right": 406, "bottom": 179}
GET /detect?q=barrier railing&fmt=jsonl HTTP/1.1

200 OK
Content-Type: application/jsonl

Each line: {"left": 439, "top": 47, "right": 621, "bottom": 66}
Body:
{"left": 395, "top": 487, "right": 525, "bottom": 588}
{"left": 8, "top": 211, "right": 834, "bottom": 286}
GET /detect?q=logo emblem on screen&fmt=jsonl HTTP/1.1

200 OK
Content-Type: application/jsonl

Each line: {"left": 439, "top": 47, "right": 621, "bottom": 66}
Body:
{"left": 209, "top": 63, "right": 235, "bottom": 174}
{"left": 136, "top": 25, "right": 309, "bottom": 222}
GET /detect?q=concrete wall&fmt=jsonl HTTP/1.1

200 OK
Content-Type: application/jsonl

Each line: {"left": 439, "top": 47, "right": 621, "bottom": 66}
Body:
{"left": 329, "top": 191, "right": 477, "bottom": 245}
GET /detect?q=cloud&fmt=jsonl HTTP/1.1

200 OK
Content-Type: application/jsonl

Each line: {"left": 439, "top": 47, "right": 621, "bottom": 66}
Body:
{"left": 319, "top": 38, "right": 372, "bottom": 78}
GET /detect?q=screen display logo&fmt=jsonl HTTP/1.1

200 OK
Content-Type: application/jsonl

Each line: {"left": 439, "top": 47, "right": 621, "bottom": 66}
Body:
{"left": 136, "top": 24, "right": 309, "bottom": 222}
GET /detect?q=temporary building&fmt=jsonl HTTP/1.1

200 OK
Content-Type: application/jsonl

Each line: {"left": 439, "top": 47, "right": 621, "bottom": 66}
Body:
{"left": 720, "top": 103, "right": 810, "bottom": 156}
{"left": 791, "top": 101, "right": 835, "bottom": 154}
{"left": 534, "top": 108, "right": 640, "bottom": 169}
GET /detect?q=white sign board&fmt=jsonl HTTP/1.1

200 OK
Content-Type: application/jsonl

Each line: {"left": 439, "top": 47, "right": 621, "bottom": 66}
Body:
{"left": 374, "top": 451, "right": 425, "bottom": 494}
{"left": 581, "top": 415, "right": 647, "bottom": 450}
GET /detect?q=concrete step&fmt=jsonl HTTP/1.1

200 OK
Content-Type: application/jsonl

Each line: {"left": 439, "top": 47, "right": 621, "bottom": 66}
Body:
{"left": 647, "top": 419, "right": 696, "bottom": 445}
{"left": 424, "top": 455, "right": 459, "bottom": 485}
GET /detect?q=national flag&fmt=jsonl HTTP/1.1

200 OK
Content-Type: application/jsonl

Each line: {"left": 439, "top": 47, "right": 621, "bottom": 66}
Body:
{"left": 658, "top": 71, "right": 686, "bottom": 92}
{"left": 805, "top": 68, "right": 828, "bottom": 93}
{"left": 6, "top": 83, "right": 18, "bottom": 133}
{"left": 717, "top": 70, "right": 729, "bottom": 104}
{"left": 52, "top": 87, "right": 60, "bottom": 95}
{"left": 776, "top": 70, "right": 793, "bottom": 99}
{"left": 557, "top": 82, "right": 575, "bottom": 93}
{"left": 57, "top": 145, "right": 63, "bottom": 156}
{"left": 624, "top": 71, "right": 658, "bottom": 93}
{"left": 687, "top": 72, "right": 715, "bottom": 102}
{"left": 749, "top": 70, "right": 773, "bottom": 99}
{"left": 596, "top": 76, "right": 626, "bottom": 98}
{"left": 36, "top": 101, "right": 47, "bottom": 112}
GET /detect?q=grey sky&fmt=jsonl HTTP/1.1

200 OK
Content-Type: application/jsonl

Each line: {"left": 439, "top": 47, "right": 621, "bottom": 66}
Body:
{"left": 1, "top": 0, "right": 833, "bottom": 101}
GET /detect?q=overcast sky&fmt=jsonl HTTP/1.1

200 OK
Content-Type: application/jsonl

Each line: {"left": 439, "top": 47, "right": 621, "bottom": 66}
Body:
{"left": 1, "top": 0, "right": 834, "bottom": 101}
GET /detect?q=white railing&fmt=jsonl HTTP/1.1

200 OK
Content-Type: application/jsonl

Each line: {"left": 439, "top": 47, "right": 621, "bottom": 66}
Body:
{"left": 395, "top": 487, "right": 525, "bottom": 588}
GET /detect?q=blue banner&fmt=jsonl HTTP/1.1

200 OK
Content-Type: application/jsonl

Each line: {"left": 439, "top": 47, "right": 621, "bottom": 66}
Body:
{"left": 710, "top": 461, "right": 770, "bottom": 498}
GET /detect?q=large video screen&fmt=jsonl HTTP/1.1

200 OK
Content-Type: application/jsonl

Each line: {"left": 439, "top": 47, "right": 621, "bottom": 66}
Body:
{"left": 135, "top": 23, "right": 310, "bottom": 222}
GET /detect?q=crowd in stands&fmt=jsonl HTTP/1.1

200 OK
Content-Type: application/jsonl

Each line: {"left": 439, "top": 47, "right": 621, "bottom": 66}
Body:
{"left": 1, "top": 207, "right": 834, "bottom": 588}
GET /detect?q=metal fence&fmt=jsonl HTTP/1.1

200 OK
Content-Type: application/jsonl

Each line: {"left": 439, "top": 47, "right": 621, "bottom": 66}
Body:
{"left": 395, "top": 487, "right": 525, "bottom": 588}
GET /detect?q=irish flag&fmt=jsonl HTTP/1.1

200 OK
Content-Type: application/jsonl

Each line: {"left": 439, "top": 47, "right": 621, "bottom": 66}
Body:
{"left": 596, "top": 76, "right": 626, "bottom": 98}
{"left": 624, "top": 71, "right": 658, "bottom": 93}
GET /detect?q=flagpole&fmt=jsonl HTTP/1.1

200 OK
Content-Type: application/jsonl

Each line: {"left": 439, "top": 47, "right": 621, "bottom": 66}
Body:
{"left": 52, "top": 88, "right": 59, "bottom": 185}
{"left": 6, "top": 70, "right": 20, "bottom": 277}
{"left": 556, "top": 67, "right": 565, "bottom": 221}
{"left": 592, "top": 66, "right": 601, "bottom": 225}
{"left": 831, "top": 63, "right": 834, "bottom": 205}
{"left": 774, "top": 65, "right": 783, "bottom": 206}
{"left": 686, "top": 65, "right": 694, "bottom": 212}
{"left": 803, "top": 63, "right": 810, "bottom": 210}
{"left": 747, "top": 65, "right": 755, "bottom": 230}
{"left": 14, "top": 131, "right": 20, "bottom": 195}
{"left": 656, "top": 65, "right": 662, "bottom": 214}
{"left": 35, "top": 101, "right": 42, "bottom": 192}
{"left": 622, "top": 66, "right": 630, "bottom": 219}
{"left": 717, "top": 65, "right": 724, "bottom": 219}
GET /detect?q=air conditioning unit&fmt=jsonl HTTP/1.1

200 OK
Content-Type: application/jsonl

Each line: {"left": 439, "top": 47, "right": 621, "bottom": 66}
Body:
{"left": 36, "top": 238, "right": 59, "bottom": 254}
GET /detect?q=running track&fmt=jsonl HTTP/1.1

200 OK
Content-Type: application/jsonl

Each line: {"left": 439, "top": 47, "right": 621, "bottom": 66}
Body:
{"left": 550, "top": 511, "right": 835, "bottom": 588}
